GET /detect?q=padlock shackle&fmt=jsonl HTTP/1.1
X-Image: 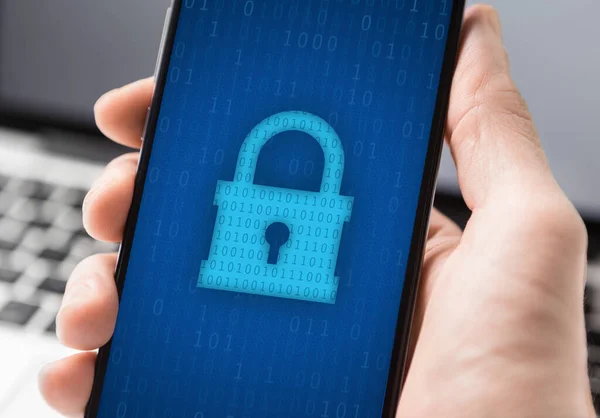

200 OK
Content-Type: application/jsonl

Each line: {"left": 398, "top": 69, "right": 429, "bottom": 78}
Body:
{"left": 234, "top": 111, "right": 346, "bottom": 194}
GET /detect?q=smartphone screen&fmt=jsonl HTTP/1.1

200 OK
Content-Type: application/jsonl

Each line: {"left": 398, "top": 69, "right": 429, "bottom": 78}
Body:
{"left": 89, "top": 1, "right": 462, "bottom": 417}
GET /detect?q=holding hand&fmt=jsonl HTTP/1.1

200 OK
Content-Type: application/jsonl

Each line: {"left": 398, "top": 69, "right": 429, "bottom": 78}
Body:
{"left": 39, "top": 6, "right": 593, "bottom": 418}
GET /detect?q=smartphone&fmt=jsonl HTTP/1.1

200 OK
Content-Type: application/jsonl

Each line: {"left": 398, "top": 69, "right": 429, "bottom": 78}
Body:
{"left": 86, "top": 1, "right": 465, "bottom": 416}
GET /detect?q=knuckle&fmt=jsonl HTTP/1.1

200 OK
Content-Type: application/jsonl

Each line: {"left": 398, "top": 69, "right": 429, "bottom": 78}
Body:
{"left": 481, "top": 74, "right": 528, "bottom": 118}
{"left": 522, "top": 197, "right": 588, "bottom": 251}
{"left": 452, "top": 74, "right": 536, "bottom": 148}
{"left": 82, "top": 154, "right": 137, "bottom": 219}
{"left": 468, "top": 4, "right": 500, "bottom": 26}
{"left": 107, "top": 152, "right": 138, "bottom": 170}
{"left": 470, "top": 73, "right": 540, "bottom": 149}
{"left": 487, "top": 187, "right": 587, "bottom": 253}
{"left": 58, "top": 254, "right": 117, "bottom": 349}
{"left": 66, "top": 254, "right": 110, "bottom": 292}
{"left": 485, "top": 74, "right": 533, "bottom": 125}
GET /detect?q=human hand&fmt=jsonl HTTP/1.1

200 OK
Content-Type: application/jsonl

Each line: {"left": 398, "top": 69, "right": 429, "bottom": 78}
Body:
{"left": 37, "top": 76, "right": 154, "bottom": 417}
{"left": 397, "top": 5, "right": 593, "bottom": 418}
{"left": 38, "top": 5, "right": 593, "bottom": 418}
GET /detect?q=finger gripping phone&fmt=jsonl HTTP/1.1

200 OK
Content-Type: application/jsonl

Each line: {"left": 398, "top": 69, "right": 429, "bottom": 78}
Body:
{"left": 86, "top": 1, "right": 465, "bottom": 417}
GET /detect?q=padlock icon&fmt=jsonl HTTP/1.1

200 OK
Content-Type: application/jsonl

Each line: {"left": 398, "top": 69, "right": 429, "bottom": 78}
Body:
{"left": 198, "top": 111, "right": 353, "bottom": 304}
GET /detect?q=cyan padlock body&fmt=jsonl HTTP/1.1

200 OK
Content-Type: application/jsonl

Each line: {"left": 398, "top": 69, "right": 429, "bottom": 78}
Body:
{"left": 198, "top": 111, "right": 353, "bottom": 304}
{"left": 198, "top": 180, "right": 352, "bottom": 304}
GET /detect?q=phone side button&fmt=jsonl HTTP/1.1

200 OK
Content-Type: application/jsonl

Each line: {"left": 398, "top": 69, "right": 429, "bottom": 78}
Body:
{"left": 141, "top": 107, "right": 151, "bottom": 141}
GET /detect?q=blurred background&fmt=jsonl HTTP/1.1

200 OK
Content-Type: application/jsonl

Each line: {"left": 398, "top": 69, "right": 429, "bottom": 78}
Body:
{"left": 0, "top": 1, "right": 598, "bottom": 416}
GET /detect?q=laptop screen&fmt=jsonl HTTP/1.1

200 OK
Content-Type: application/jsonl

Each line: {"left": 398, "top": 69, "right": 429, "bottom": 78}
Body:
{"left": 0, "top": 0, "right": 168, "bottom": 127}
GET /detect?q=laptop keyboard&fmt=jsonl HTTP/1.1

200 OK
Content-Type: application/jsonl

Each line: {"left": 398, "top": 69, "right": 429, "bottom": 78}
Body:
{"left": 586, "top": 254, "right": 600, "bottom": 412}
{"left": 0, "top": 173, "right": 117, "bottom": 334}
{"left": 1, "top": 174, "right": 600, "bottom": 409}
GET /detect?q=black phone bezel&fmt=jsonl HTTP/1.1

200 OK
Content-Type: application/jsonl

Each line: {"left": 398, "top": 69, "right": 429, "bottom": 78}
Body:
{"left": 85, "top": 1, "right": 466, "bottom": 416}
{"left": 380, "top": 1, "right": 466, "bottom": 414}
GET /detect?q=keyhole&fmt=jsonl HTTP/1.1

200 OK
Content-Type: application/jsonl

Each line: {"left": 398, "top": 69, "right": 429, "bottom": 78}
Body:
{"left": 265, "top": 222, "right": 290, "bottom": 265}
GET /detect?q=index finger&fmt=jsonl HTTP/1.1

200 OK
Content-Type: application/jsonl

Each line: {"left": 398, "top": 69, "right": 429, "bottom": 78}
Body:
{"left": 94, "top": 77, "right": 155, "bottom": 149}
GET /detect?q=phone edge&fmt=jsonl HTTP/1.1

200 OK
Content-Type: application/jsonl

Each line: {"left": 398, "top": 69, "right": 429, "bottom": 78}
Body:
{"left": 84, "top": 1, "right": 467, "bottom": 416}
{"left": 84, "top": 0, "right": 182, "bottom": 415}
{"left": 380, "top": 1, "right": 466, "bottom": 415}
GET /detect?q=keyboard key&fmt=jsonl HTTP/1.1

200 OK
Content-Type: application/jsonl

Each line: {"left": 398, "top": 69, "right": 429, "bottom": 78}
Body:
{"left": 0, "top": 218, "right": 26, "bottom": 245}
{"left": 590, "top": 233, "right": 600, "bottom": 262}
{"left": 29, "top": 218, "right": 53, "bottom": 229}
{"left": 0, "top": 268, "right": 20, "bottom": 283}
{"left": 39, "top": 201, "right": 64, "bottom": 227}
{"left": 589, "top": 345, "right": 600, "bottom": 365}
{"left": 46, "top": 319, "right": 57, "bottom": 334}
{"left": 7, "top": 198, "right": 40, "bottom": 223}
{"left": 52, "top": 187, "right": 87, "bottom": 206}
{"left": 38, "top": 278, "right": 67, "bottom": 295}
{"left": 0, "top": 174, "right": 9, "bottom": 189}
{"left": 0, "top": 240, "right": 17, "bottom": 251}
{"left": 29, "top": 181, "right": 56, "bottom": 200}
{"left": 45, "top": 228, "right": 73, "bottom": 251}
{"left": 589, "top": 330, "right": 600, "bottom": 346}
{"left": 0, "top": 301, "right": 38, "bottom": 326}
{"left": 55, "top": 207, "right": 83, "bottom": 231}
{"left": 20, "top": 228, "right": 47, "bottom": 253}
{"left": 75, "top": 228, "right": 91, "bottom": 239}
{"left": 4, "top": 179, "right": 37, "bottom": 196}
{"left": 590, "top": 265, "right": 600, "bottom": 286}
{"left": 26, "top": 258, "right": 54, "bottom": 281}
{"left": 592, "top": 374, "right": 600, "bottom": 391}
{"left": 71, "top": 189, "right": 88, "bottom": 209}
{"left": 0, "top": 191, "right": 17, "bottom": 213}
{"left": 586, "top": 285, "right": 594, "bottom": 316}
{"left": 8, "top": 250, "right": 36, "bottom": 272}
{"left": 54, "top": 260, "right": 78, "bottom": 281}
{"left": 70, "top": 236, "right": 97, "bottom": 258}
{"left": 39, "top": 248, "right": 68, "bottom": 262}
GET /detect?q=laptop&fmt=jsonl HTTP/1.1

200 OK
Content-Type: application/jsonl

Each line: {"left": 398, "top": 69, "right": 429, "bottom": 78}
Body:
{"left": 0, "top": 0, "right": 598, "bottom": 417}
{"left": 0, "top": 0, "right": 168, "bottom": 416}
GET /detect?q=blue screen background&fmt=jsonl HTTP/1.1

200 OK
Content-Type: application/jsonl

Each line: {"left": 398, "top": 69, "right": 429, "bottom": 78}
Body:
{"left": 97, "top": 1, "right": 453, "bottom": 417}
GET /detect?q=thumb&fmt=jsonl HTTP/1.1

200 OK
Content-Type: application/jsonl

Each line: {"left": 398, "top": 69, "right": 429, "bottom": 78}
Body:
{"left": 446, "top": 5, "right": 552, "bottom": 210}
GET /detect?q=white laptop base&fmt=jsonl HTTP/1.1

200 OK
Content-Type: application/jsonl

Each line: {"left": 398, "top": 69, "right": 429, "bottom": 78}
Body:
{"left": 0, "top": 129, "right": 115, "bottom": 418}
